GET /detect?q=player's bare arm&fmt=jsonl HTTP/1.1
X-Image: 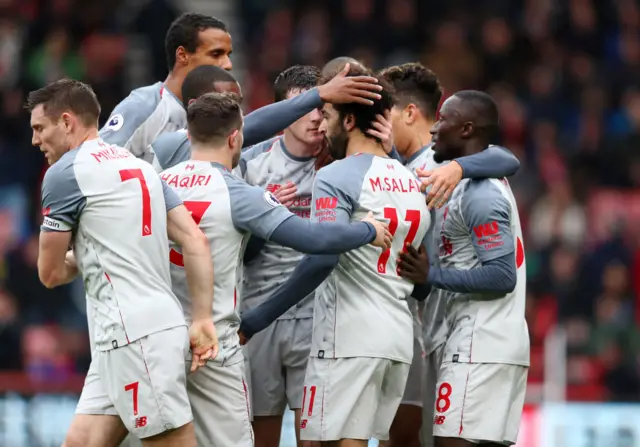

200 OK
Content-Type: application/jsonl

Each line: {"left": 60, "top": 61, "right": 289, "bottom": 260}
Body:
{"left": 38, "top": 230, "right": 78, "bottom": 288}
{"left": 167, "top": 204, "right": 218, "bottom": 371}
{"left": 416, "top": 145, "right": 520, "bottom": 209}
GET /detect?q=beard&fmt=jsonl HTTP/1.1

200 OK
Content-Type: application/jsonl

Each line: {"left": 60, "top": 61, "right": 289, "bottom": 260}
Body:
{"left": 326, "top": 125, "right": 349, "bottom": 160}
{"left": 432, "top": 149, "right": 447, "bottom": 163}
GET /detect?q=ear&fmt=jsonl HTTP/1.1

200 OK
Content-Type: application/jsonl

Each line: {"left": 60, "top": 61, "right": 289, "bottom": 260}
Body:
{"left": 228, "top": 129, "right": 240, "bottom": 147}
{"left": 176, "top": 46, "right": 189, "bottom": 66}
{"left": 188, "top": 98, "right": 196, "bottom": 106}
{"left": 342, "top": 113, "right": 355, "bottom": 132}
{"left": 460, "top": 121, "right": 474, "bottom": 139}
{"left": 404, "top": 104, "right": 419, "bottom": 125}
{"left": 60, "top": 112, "right": 73, "bottom": 131}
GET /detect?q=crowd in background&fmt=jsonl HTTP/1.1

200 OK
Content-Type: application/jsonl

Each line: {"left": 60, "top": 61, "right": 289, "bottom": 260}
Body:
{"left": 0, "top": 0, "right": 639, "bottom": 402}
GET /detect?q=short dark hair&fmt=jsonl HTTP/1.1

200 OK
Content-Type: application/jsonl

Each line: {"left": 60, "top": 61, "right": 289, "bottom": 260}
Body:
{"left": 187, "top": 92, "right": 242, "bottom": 145}
{"left": 320, "top": 65, "right": 393, "bottom": 142}
{"left": 181, "top": 65, "right": 238, "bottom": 108}
{"left": 26, "top": 78, "right": 100, "bottom": 126}
{"left": 454, "top": 90, "right": 500, "bottom": 140}
{"left": 273, "top": 65, "right": 321, "bottom": 102}
{"left": 379, "top": 63, "right": 442, "bottom": 119}
{"left": 321, "top": 56, "right": 363, "bottom": 78}
{"left": 165, "top": 13, "right": 227, "bottom": 71}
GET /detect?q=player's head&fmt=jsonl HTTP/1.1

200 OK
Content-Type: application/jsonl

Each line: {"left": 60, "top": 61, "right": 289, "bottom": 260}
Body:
{"left": 181, "top": 65, "right": 242, "bottom": 108}
{"left": 165, "top": 13, "right": 232, "bottom": 75}
{"left": 318, "top": 65, "right": 393, "bottom": 160}
{"left": 379, "top": 63, "right": 443, "bottom": 155}
{"left": 431, "top": 90, "right": 499, "bottom": 162}
{"left": 187, "top": 92, "right": 244, "bottom": 167}
{"left": 321, "top": 56, "right": 364, "bottom": 78}
{"left": 273, "top": 65, "right": 324, "bottom": 146}
{"left": 26, "top": 78, "right": 101, "bottom": 165}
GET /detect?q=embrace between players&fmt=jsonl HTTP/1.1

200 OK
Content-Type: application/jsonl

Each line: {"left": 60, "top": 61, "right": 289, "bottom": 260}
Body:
{"left": 31, "top": 12, "right": 529, "bottom": 447}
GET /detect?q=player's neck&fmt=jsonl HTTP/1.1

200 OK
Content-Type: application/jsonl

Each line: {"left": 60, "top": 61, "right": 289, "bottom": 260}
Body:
{"left": 463, "top": 140, "right": 489, "bottom": 156}
{"left": 404, "top": 120, "right": 434, "bottom": 159}
{"left": 191, "top": 146, "right": 231, "bottom": 170}
{"left": 282, "top": 132, "right": 317, "bottom": 158}
{"left": 70, "top": 127, "right": 100, "bottom": 150}
{"left": 346, "top": 131, "right": 387, "bottom": 158}
{"left": 164, "top": 72, "right": 183, "bottom": 102}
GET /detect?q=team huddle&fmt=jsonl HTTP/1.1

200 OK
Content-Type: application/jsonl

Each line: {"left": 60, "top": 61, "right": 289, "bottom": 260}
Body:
{"left": 31, "top": 12, "right": 529, "bottom": 447}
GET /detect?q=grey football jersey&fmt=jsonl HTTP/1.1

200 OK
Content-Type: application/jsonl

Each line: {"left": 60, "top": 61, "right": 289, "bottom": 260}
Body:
{"left": 237, "top": 137, "right": 317, "bottom": 319}
{"left": 405, "top": 145, "right": 450, "bottom": 355}
{"left": 310, "top": 154, "right": 430, "bottom": 363}
{"left": 160, "top": 160, "right": 293, "bottom": 364}
{"left": 41, "top": 139, "right": 185, "bottom": 351}
{"left": 438, "top": 178, "right": 529, "bottom": 366}
{"left": 99, "top": 82, "right": 185, "bottom": 167}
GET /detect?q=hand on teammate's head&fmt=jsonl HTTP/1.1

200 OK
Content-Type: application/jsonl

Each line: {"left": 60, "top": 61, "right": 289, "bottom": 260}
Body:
{"left": 366, "top": 111, "right": 394, "bottom": 153}
{"left": 317, "top": 63, "right": 383, "bottom": 106}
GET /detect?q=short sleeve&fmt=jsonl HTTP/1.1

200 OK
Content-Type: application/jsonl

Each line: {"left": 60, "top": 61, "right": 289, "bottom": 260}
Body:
{"left": 227, "top": 175, "right": 294, "bottom": 239}
{"left": 161, "top": 179, "right": 182, "bottom": 212}
{"left": 311, "top": 168, "right": 356, "bottom": 225}
{"left": 461, "top": 181, "right": 515, "bottom": 263}
{"left": 40, "top": 154, "right": 86, "bottom": 232}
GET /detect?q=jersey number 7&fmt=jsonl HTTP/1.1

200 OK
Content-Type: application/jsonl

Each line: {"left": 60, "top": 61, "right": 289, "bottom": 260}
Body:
{"left": 169, "top": 201, "right": 212, "bottom": 267}
{"left": 120, "top": 169, "right": 152, "bottom": 236}
{"left": 377, "top": 207, "right": 421, "bottom": 274}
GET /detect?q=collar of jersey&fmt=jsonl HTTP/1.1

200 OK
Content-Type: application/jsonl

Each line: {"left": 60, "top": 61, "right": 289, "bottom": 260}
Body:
{"left": 209, "top": 161, "right": 229, "bottom": 172}
{"left": 405, "top": 143, "right": 434, "bottom": 165}
{"left": 279, "top": 137, "right": 315, "bottom": 162}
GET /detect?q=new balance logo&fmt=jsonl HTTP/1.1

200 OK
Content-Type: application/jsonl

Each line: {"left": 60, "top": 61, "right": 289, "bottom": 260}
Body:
{"left": 433, "top": 415, "right": 446, "bottom": 425}
{"left": 266, "top": 184, "right": 281, "bottom": 193}
{"left": 135, "top": 416, "right": 147, "bottom": 428}
{"left": 473, "top": 221, "right": 499, "bottom": 238}
{"left": 42, "top": 207, "right": 50, "bottom": 216}
{"left": 316, "top": 197, "right": 337, "bottom": 210}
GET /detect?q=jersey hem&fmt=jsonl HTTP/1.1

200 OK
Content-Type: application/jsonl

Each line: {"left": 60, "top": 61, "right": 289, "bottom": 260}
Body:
{"left": 95, "top": 322, "right": 187, "bottom": 351}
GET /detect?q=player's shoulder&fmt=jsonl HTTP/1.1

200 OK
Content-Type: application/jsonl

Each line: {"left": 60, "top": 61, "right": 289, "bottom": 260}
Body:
{"left": 101, "top": 82, "right": 163, "bottom": 133}
{"left": 151, "top": 129, "right": 189, "bottom": 154}
{"left": 461, "top": 178, "right": 511, "bottom": 212}
{"left": 43, "top": 148, "right": 80, "bottom": 184}
{"left": 406, "top": 144, "right": 436, "bottom": 171}
{"left": 242, "top": 136, "right": 280, "bottom": 163}
{"left": 319, "top": 153, "right": 375, "bottom": 179}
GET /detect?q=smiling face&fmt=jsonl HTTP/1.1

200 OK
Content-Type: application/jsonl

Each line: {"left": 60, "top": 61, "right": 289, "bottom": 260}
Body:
{"left": 186, "top": 27, "right": 233, "bottom": 71}
{"left": 430, "top": 95, "right": 467, "bottom": 162}
{"left": 30, "top": 104, "right": 71, "bottom": 165}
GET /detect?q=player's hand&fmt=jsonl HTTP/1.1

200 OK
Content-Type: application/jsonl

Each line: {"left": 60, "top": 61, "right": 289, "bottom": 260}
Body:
{"left": 313, "top": 139, "right": 334, "bottom": 170}
{"left": 366, "top": 111, "right": 394, "bottom": 154}
{"left": 238, "top": 330, "right": 248, "bottom": 346}
{"left": 318, "top": 63, "right": 382, "bottom": 106}
{"left": 188, "top": 318, "right": 219, "bottom": 373}
{"left": 397, "top": 244, "right": 430, "bottom": 284}
{"left": 416, "top": 161, "right": 464, "bottom": 209}
{"left": 362, "top": 211, "right": 392, "bottom": 250}
{"left": 64, "top": 250, "right": 77, "bottom": 269}
{"left": 272, "top": 182, "right": 297, "bottom": 207}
